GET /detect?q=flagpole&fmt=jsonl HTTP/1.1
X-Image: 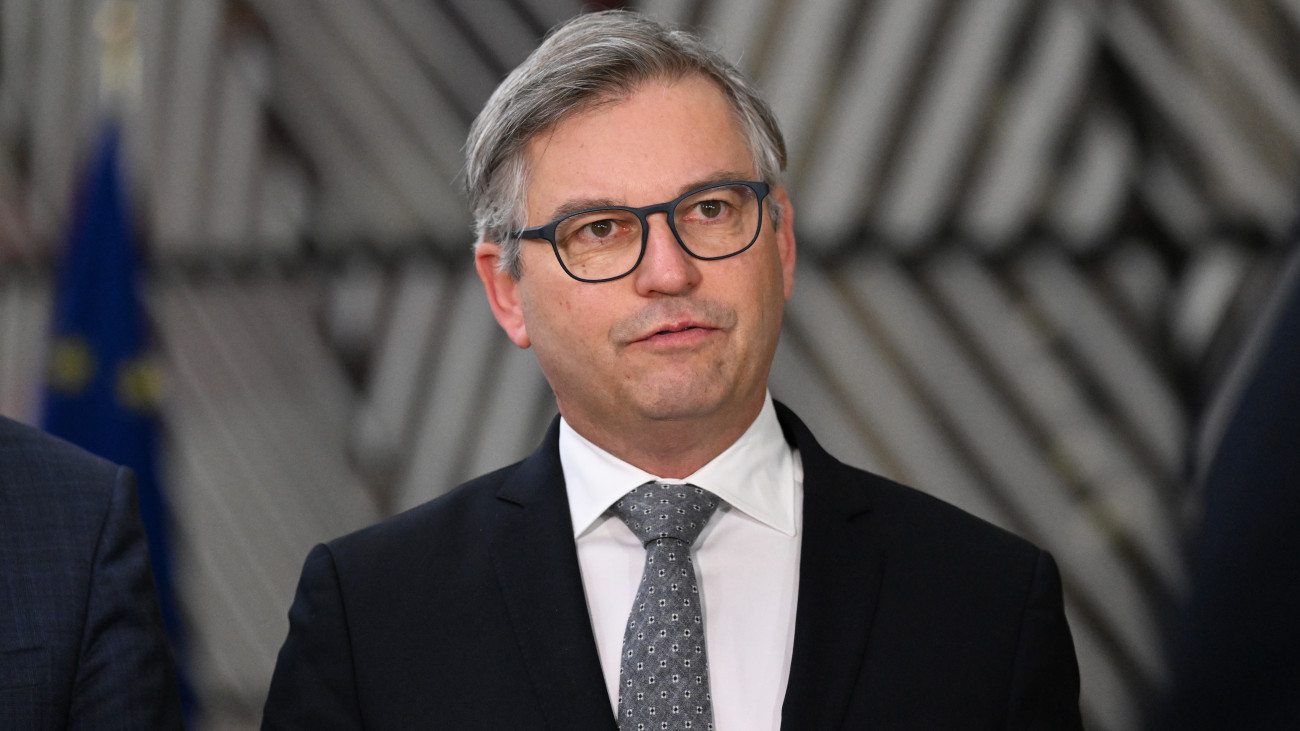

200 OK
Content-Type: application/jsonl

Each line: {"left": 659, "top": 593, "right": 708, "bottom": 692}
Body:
{"left": 42, "top": 0, "right": 197, "bottom": 720}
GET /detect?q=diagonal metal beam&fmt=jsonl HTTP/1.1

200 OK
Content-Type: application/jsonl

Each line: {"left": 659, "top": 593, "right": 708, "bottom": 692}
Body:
{"left": 960, "top": 0, "right": 1096, "bottom": 248}
{"left": 1095, "top": 0, "right": 1292, "bottom": 231}
{"left": 1169, "top": 0, "right": 1300, "bottom": 153}
{"left": 798, "top": 0, "right": 946, "bottom": 248}
{"left": 876, "top": 0, "right": 1032, "bottom": 248}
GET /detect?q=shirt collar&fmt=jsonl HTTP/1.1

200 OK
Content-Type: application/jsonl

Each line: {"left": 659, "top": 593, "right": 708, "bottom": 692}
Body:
{"left": 562, "top": 393, "right": 797, "bottom": 539}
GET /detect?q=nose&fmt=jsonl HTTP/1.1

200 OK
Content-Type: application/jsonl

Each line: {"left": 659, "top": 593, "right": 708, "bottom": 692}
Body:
{"left": 632, "top": 213, "right": 700, "bottom": 296}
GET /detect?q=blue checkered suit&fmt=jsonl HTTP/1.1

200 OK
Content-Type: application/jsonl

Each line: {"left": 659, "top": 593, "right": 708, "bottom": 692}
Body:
{"left": 0, "top": 415, "right": 183, "bottom": 730}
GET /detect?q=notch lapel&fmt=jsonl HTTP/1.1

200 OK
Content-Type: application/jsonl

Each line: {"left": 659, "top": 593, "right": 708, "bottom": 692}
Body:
{"left": 489, "top": 419, "right": 617, "bottom": 731}
{"left": 777, "top": 404, "right": 886, "bottom": 730}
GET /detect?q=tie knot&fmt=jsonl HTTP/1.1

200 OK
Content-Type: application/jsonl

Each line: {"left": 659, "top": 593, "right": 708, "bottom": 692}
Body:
{"left": 611, "top": 482, "right": 720, "bottom": 547}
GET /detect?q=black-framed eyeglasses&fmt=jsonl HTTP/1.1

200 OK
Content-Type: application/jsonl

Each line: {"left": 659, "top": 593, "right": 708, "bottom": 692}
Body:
{"left": 510, "top": 180, "right": 771, "bottom": 283}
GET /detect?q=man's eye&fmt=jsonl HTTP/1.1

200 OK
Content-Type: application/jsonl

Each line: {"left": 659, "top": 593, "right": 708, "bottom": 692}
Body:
{"left": 696, "top": 200, "right": 727, "bottom": 218}
{"left": 586, "top": 220, "right": 617, "bottom": 238}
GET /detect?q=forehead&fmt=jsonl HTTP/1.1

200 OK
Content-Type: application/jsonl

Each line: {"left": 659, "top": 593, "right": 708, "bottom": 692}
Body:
{"left": 522, "top": 76, "right": 755, "bottom": 216}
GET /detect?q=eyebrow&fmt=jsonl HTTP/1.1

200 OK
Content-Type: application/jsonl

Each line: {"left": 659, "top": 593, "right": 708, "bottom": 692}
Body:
{"left": 541, "top": 170, "right": 755, "bottom": 223}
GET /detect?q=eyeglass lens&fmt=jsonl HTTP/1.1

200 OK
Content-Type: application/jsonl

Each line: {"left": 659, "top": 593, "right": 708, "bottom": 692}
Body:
{"left": 554, "top": 183, "right": 762, "bottom": 281}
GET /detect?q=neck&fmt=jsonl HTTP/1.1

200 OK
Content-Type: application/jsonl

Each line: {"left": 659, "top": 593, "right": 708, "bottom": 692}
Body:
{"left": 560, "top": 397, "right": 765, "bottom": 479}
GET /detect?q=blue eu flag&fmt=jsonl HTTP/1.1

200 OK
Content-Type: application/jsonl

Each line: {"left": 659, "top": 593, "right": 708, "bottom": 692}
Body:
{"left": 42, "top": 122, "right": 191, "bottom": 710}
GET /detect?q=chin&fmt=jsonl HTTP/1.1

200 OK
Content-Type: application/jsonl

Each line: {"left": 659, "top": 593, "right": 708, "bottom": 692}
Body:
{"left": 632, "top": 379, "right": 732, "bottom": 423}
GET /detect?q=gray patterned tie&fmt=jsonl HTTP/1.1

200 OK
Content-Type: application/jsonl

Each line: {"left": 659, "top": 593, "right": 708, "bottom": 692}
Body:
{"left": 610, "top": 482, "right": 721, "bottom": 731}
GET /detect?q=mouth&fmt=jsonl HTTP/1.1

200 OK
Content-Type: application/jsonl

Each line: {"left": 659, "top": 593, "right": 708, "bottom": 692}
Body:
{"left": 611, "top": 300, "right": 738, "bottom": 347}
{"left": 635, "top": 320, "right": 715, "bottom": 342}
{"left": 653, "top": 323, "right": 705, "bottom": 337}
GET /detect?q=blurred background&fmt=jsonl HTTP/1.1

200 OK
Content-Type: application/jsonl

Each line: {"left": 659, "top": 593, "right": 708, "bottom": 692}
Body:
{"left": 1, "top": 0, "right": 1297, "bottom": 728}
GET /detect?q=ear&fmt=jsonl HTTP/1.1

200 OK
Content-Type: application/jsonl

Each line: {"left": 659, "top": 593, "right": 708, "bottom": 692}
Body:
{"left": 771, "top": 187, "right": 797, "bottom": 300}
{"left": 475, "top": 242, "right": 531, "bottom": 348}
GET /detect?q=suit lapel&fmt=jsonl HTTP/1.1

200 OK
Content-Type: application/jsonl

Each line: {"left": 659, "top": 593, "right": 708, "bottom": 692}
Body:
{"left": 484, "top": 406, "right": 885, "bottom": 729}
{"left": 489, "top": 418, "right": 617, "bottom": 730}
{"left": 777, "top": 403, "right": 886, "bottom": 730}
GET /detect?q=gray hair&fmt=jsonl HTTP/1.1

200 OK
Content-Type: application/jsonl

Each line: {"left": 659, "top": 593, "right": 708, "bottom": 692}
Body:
{"left": 464, "top": 9, "right": 787, "bottom": 278}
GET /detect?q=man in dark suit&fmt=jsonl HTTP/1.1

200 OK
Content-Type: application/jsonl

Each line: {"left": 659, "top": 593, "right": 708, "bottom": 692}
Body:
{"left": 0, "top": 415, "right": 184, "bottom": 729}
{"left": 264, "top": 10, "right": 1082, "bottom": 729}
{"left": 1151, "top": 248, "right": 1300, "bottom": 730}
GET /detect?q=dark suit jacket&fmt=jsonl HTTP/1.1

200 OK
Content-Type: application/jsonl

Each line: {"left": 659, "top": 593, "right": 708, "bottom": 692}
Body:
{"left": 263, "top": 403, "right": 1081, "bottom": 729}
{"left": 0, "top": 416, "right": 184, "bottom": 730}
{"left": 1153, "top": 248, "right": 1300, "bottom": 730}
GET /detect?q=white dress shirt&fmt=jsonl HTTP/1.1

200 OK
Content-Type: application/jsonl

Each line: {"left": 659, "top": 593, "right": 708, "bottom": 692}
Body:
{"left": 562, "top": 393, "right": 803, "bottom": 731}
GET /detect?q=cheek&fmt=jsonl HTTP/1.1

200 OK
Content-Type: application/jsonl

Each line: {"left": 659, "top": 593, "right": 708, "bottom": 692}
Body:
{"left": 758, "top": 247, "right": 790, "bottom": 306}
{"left": 731, "top": 256, "right": 788, "bottom": 349}
{"left": 525, "top": 286, "right": 607, "bottom": 354}
{"left": 730, "top": 248, "right": 785, "bottom": 307}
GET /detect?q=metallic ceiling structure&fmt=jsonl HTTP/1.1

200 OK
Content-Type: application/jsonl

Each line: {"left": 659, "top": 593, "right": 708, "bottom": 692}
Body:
{"left": 2, "top": 0, "right": 1298, "bottom": 728}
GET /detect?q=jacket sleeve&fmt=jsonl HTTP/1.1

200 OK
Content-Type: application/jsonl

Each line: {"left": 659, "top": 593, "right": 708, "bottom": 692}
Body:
{"left": 68, "top": 467, "right": 185, "bottom": 730}
{"left": 262, "top": 543, "right": 364, "bottom": 730}
{"left": 1006, "top": 549, "right": 1084, "bottom": 730}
